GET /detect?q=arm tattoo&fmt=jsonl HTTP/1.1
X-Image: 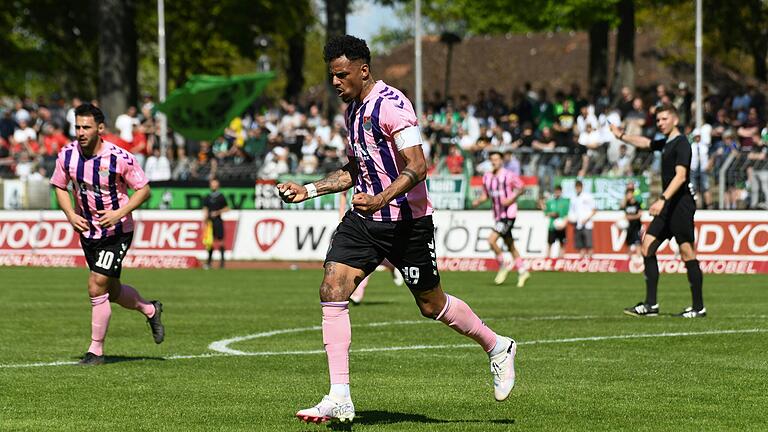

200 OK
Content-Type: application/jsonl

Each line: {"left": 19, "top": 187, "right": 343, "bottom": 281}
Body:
{"left": 401, "top": 168, "right": 419, "bottom": 186}
{"left": 314, "top": 161, "right": 357, "bottom": 195}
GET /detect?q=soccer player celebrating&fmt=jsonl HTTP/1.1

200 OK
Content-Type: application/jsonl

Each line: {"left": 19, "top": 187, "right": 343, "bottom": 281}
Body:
{"left": 279, "top": 35, "right": 517, "bottom": 424}
{"left": 472, "top": 150, "right": 530, "bottom": 287}
{"left": 610, "top": 104, "right": 705, "bottom": 318}
{"left": 50, "top": 103, "right": 164, "bottom": 365}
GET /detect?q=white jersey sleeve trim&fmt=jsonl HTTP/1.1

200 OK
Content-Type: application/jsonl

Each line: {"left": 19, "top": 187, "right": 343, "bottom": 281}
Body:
{"left": 393, "top": 125, "right": 422, "bottom": 151}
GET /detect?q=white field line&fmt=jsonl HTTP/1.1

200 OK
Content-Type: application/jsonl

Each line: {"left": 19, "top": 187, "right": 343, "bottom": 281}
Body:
{"left": 1, "top": 325, "right": 765, "bottom": 369}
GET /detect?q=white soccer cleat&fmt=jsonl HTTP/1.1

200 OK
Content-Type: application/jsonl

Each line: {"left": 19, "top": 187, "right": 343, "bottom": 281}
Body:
{"left": 295, "top": 395, "right": 355, "bottom": 424}
{"left": 489, "top": 337, "right": 517, "bottom": 401}
{"left": 516, "top": 271, "right": 530, "bottom": 288}
{"left": 494, "top": 266, "right": 510, "bottom": 285}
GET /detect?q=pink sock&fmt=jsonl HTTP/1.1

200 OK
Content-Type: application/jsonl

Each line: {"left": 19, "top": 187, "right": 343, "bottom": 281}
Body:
{"left": 322, "top": 302, "right": 351, "bottom": 384}
{"left": 496, "top": 254, "right": 504, "bottom": 266}
{"left": 352, "top": 276, "right": 369, "bottom": 300}
{"left": 515, "top": 257, "right": 527, "bottom": 272}
{"left": 88, "top": 293, "right": 111, "bottom": 356}
{"left": 116, "top": 284, "right": 155, "bottom": 317}
{"left": 436, "top": 294, "right": 497, "bottom": 352}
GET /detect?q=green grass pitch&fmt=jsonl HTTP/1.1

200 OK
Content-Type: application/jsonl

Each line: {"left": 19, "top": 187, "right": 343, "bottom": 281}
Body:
{"left": 1, "top": 267, "right": 767, "bottom": 431}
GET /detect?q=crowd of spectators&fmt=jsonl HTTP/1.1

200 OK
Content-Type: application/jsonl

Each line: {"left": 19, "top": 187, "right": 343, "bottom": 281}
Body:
{"left": 1, "top": 79, "right": 767, "bottom": 209}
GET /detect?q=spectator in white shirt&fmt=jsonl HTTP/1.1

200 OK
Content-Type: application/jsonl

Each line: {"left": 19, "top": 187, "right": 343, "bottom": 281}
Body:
{"left": 690, "top": 128, "right": 713, "bottom": 209}
{"left": 66, "top": 97, "right": 82, "bottom": 138}
{"left": 577, "top": 123, "right": 604, "bottom": 177}
{"left": 568, "top": 180, "right": 597, "bottom": 258}
{"left": 15, "top": 151, "right": 35, "bottom": 179}
{"left": 115, "top": 106, "right": 139, "bottom": 144}
{"left": 259, "top": 145, "right": 290, "bottom": 179}
{"left": 611, "top": 144, "right": 633, "bottom": 177}
{"left": 144, "top": 147, "right": 172, "bottom": 181}
{"left": 13, "top": 119, "right": 37, "bottom": 149}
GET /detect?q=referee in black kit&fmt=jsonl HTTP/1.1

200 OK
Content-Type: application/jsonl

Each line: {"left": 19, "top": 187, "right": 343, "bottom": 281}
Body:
{"left": 203, "top": 177, "right": 230, "bottom": 269}
{"left": 610, "top": 104, "right": 705, "bottom": 318}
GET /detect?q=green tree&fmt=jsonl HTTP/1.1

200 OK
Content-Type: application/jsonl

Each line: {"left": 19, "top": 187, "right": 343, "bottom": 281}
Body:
{"left": 0, "top": 0, "right": 99, "bottom": 97}
{"left": 0, "top": 0, "right": 314, "bottom": 105}
{"left": 703, "top": 0, "right": 768, "bottom": 82}
{"left": 383, "top": 0, "right": 622, "bottom": 96}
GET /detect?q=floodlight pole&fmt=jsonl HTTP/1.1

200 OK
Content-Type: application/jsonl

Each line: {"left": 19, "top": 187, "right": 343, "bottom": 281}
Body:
{"left": 415, "top": 0, "right": 423, "bottom": 122}
{"left": 695, "top": 0, "right": 702, "bottom": 130}
{"left": 158, "top": 0, "right": 168, "bottom": 154}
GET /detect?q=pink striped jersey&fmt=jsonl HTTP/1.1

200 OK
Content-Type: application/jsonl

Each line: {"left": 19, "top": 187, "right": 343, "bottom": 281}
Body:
{"left": 344, "top": 80, "right": 433, "bottom": 222}
{"left": 50, "top": 140, "right": 149, "bottom": 239}
{"left": 482, "top": 168, "right": 524, "bottom": 221}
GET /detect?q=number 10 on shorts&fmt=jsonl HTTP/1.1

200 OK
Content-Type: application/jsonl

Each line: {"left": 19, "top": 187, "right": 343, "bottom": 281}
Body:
{"left": 95, "top": 250, "right": 115, "bottom": 269}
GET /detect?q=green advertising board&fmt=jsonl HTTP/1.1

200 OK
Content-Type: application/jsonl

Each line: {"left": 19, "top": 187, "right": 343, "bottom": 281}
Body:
{"left": 427, "top": 175, "right": 466, "bottom": 210}
{"left": 556, "top": 176, "right": 649, "bottom": 210}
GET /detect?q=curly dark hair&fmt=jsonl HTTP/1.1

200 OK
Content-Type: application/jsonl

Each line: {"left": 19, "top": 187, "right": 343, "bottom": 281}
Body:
{"left": 323, "top": 35, "right": 371, "bottom": 65}
{"left": 74, "top": 103, "right": 105, "bottom": 125}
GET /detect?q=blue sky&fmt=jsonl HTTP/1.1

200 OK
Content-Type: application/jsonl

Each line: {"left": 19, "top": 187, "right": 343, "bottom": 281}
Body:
{"left": 347, "top": 1, "right": 401, "bottom": 42}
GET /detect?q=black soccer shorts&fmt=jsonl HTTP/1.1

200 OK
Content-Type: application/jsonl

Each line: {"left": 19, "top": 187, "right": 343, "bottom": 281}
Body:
{"left": 80, "top": 232, "right": 133, "bottom": 278}
{"left": 626, "top": 226, "right": 642, "bottom": 246}
{"left": 646, "top": 195, "right": 696, "bottom": 245}
{"left": 493, "top": 218, "right": 516, "bottom": 239}
{"left": 325, "top": 211, "right": 441, "bottom": 291}
{"left": 211, "top": 218, "right": 225, "bottom": 240}
{"left": 547, "top": 228, "right": 566, "bottom": 245}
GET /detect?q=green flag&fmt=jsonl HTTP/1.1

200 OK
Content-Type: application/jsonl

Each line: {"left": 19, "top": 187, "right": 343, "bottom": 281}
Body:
{"left": 156, "top": 72, "right": 275, "bottom": 141}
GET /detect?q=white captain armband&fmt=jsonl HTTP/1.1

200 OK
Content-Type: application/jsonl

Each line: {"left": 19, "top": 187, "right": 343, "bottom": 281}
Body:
{"left": 393, "top": 125, "right": 423, "bottom": 151}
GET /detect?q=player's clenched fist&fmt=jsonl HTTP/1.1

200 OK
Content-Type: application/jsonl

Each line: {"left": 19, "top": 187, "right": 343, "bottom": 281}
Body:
{"left": 276, "top": 182, "right": 307, "bottom": 203}
{"left": 351, "top": 193, "right": 385, "bottom": 214}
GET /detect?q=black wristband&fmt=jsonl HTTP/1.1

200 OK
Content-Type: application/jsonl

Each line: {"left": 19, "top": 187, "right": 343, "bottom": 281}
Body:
{"left": 619, "top": 132, "right": 625, "bottom": 140}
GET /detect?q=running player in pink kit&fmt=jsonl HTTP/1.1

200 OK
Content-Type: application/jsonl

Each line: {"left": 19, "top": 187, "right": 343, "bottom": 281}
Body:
{"left": 472, "top": 150, "right": 531, "bottom": 287}
{"left": 278, "top": 36, "right": 517, "bottom": 425}
{"left": 50, "top": 103, "right": 164, "bottom": 366}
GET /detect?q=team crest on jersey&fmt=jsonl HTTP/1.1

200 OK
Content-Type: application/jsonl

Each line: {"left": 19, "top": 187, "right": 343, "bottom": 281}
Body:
{"left": 363, "top": 116, "right": 372, "bottom": 131}
{"left": 99, "top": 166, "right": 110, "bottom": 177}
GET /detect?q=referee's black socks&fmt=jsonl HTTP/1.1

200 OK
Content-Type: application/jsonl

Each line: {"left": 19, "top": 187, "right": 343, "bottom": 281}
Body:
{"left": 685, "top": 259, "right": 704, "bottom": 311}
{"left": 643, "top": 255, "right": 659, "bottom": 305}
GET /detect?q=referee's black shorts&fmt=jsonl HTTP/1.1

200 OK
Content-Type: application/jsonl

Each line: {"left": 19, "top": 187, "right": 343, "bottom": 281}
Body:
{"left": 325, "top": 211, "right": 440, "bottom": 292}
{"left": 646, "top": 195, "right": 696, "bottom": 245}
{"left": 211, "top": 218, "right": 225, "bottom": 240}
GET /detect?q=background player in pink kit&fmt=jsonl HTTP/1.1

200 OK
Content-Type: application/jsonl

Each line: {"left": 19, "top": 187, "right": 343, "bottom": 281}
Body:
{"left": 473, "top": 150, "right": 531, "bottom": 287}
{"left": 278, "top": 35, "right": 518, "bottom": 425}
{"left": 50, "top": 103, "right": 164, "bottom": 366}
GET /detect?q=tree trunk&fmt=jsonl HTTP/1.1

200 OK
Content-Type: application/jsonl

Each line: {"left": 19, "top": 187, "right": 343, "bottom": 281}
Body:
{"left": 588, "top": 20, "right": 609, "bottom": 98}
{"left": 325, "top": 0, "right": 348, "bottom": 121}
{"left": 98, "top": 0, "right": 137, "bottom": 125}
{"left": 125, "top": 1, "right": 138, "bottom": 107}
{"left": 611, "top": 0, "right": 635, "bottom": 97}
{"left": 285, "top": 32, "right": 306, "bottom": 103}
{"left": 753, "top": 48, "right": 767, "bottom": 83}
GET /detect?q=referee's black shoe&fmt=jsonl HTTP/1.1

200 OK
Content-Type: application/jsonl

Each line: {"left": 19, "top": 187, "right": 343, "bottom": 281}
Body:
{"left": 623, "top": 302, "right": 659, "bottom": 317}
{"left": 78, "top": 352, "right": 105, "bottom": 366}
{"left": 675, "top": 306, "right": 707, "bottom": 318}
{"left": 147, "top": 301, "right": 165, "bottom": 344}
